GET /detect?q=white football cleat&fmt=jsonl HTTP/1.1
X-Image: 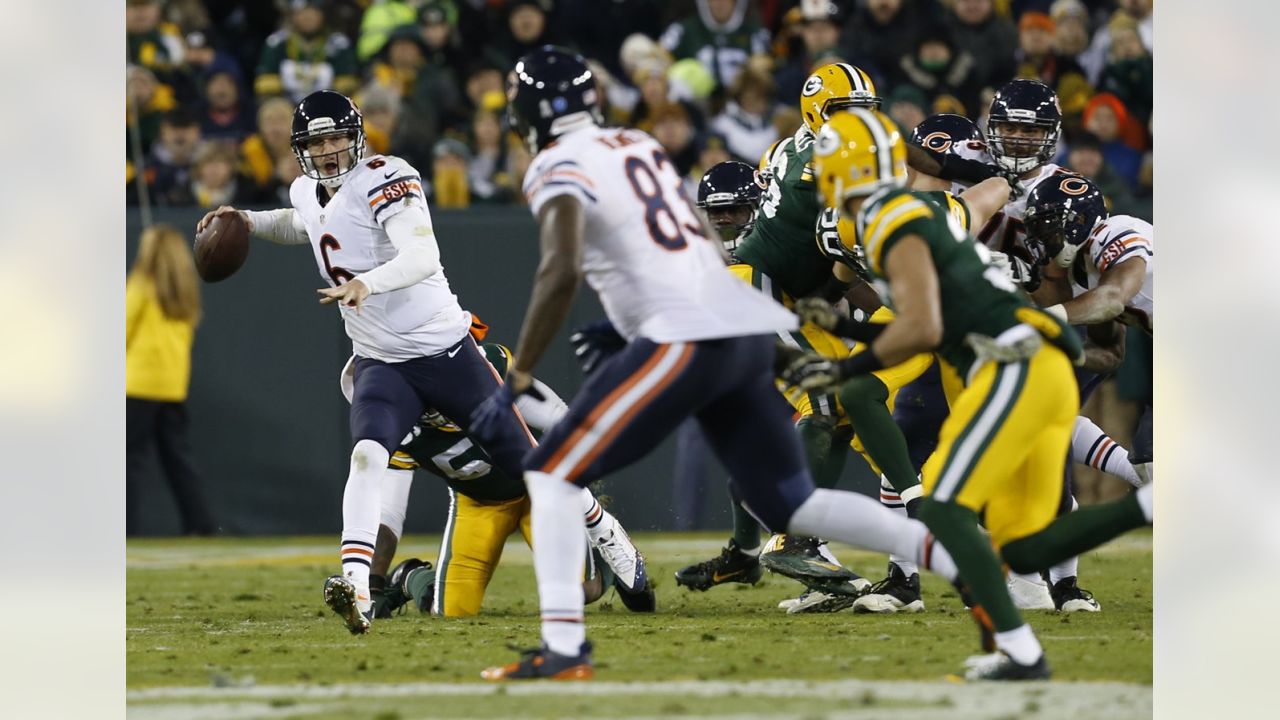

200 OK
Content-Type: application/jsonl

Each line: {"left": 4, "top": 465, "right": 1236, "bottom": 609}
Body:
{"left": 593, "top": 522, "right": 641, "bottom": 591}
{"left": 1007, "top": 573, "right": 1055, "bottom": 611}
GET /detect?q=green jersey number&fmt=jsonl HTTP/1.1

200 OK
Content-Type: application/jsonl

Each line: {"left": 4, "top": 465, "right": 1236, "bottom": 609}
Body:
{"left": 430, "top": 437, "right": 493, "bottom": 481}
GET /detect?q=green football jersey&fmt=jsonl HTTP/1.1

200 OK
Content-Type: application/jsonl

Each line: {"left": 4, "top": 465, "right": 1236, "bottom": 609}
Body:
{"left": 734, "top": 129, "right": 835, "bottom": 299}
{"left": 856, "top": 188, "right": 1082, "bottom": 377}
{"left": 395, "top": 343, "right": 528, "bottom": 502}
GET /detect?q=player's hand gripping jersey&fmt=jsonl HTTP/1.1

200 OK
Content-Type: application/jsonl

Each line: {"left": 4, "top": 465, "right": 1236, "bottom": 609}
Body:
{"left": 1072, "top": 215, "right": 1154, "bottom": 333}
{"left": 290, "top": 153, "right": 471, "bottom": 361}
{"left": 975, "top": 162, "right": 1072, "bottom": 255}
{"left": 522, "top": 126, "right": 796, "bottom": 342}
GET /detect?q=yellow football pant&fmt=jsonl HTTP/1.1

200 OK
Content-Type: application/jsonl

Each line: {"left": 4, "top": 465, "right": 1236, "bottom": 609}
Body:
{"left": 922, "top": 344, "right": 1079, "bottom": 548}
{"left": 432, "top": 492, "right": 532, "bottom": 617}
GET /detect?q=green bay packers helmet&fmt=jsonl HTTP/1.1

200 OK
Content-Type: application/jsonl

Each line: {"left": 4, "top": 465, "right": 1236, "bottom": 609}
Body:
{"left": 799, "top": 63, "right": 881, "bottom": 136}
{"left": 811, "top": 108, "right": 908, "bottom": 209}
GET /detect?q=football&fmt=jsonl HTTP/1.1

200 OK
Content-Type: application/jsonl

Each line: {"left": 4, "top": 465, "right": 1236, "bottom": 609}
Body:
{"left": 194, "top": 212, "right": 250, "bottom": 283}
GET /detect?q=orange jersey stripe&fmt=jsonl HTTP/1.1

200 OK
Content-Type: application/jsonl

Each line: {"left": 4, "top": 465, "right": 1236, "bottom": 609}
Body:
{"left": 367, "top": 181, "right": 424, "bottom": 207}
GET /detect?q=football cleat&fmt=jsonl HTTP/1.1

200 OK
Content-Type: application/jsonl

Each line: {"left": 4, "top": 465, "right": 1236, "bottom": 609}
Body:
{"left": 759, "top": 534, "right": 865, "bottom": 596}
{"left": 1049, "top": 576, "right": 1101, "bottom": 613}
{"left": 779, "top": 590, "right": 861, "bottom": 614}
{"left": 373, "top": 558, "right": 432, "bottom": 617}
{"left": 853, "top": 563, "right": 925, "bottom": 614}
{"left": 674, "top": 539, "right": 763, "bottom": 591}
{"left": 1007, "top": 573, "right": 1055, "bottom": 610}
{"left": 323, "top": 575, "right": 372, "bottom": 635}
{"left": 481, "top": 642, "right": 594, "bottom": 681}
{"left": 612, "top": 553, "right": 656, "bottom": 613}
{"left": 593, "top": 523, "right": 641, "bottom": 592}
{"left": 962, "top": 651, "right": 1051, "bottom": 681}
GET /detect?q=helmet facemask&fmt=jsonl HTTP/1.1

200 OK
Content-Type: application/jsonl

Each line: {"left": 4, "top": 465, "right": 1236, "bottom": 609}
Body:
{"left": 1024, "top": 202, "right": 1095, "bottom": 268}
{"left": 987, "top": 118, "right": 1058, "bottom": 174}
{"left": 293, "top": 123, "right": 365, "bottom": 188}
{"left": 704, "top": 202, "right": 757, "bottom": 251}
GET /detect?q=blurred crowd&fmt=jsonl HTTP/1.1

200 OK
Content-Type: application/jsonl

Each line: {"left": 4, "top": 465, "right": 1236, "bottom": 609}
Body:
{"left": 126, "top": 0, "right": 1152, "bottom": 218}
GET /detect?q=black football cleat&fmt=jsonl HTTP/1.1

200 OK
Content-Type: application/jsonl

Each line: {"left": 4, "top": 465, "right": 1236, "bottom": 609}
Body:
{"left": 614, "top": 554, "right": 656, "bottom": 612}
{"left": 674, "top": 539, "right": 763, "bottom": 591}
{"left": 758, "top": 534, "right": 866, "bottom": 596}
{"left": 1049, "top": 576, "right": 1101, "bottom": 613}
{"left": 962, "top": 651, "right": 1052, "bottom": 681}
{"left": 481, "top": 642, "right": 594, "bottom": 681}
{"left": 853, "top": 563, "right": 925, "bottom": 613}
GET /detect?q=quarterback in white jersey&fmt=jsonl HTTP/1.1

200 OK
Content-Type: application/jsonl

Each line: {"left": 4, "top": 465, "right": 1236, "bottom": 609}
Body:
{"left": 196, "top": 90, "right": 536, "bottom": 636}
{"left": 476, "top": 47, "right": 960, "bottom": 683}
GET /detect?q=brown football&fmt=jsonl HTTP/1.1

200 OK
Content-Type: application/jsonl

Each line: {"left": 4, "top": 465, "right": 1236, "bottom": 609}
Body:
{"left": 194, "top": 212, "right": 250, "bottom": 282}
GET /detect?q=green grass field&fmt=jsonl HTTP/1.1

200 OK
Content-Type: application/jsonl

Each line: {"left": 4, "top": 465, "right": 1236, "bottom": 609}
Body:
{"left": 127, "top": 531, "right": 1151, "bottom": 719}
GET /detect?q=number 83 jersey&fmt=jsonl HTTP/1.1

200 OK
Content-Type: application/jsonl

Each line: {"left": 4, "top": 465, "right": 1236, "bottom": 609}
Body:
{"left": 522, "top": 126, "right": 797, "bottom": 343}
{"left": 289, "top": 153, "right": 471, "bottom": 361}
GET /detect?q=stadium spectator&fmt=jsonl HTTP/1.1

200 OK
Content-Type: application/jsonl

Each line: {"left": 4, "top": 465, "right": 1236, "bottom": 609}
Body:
{"left": 689, "top": 132, "right": 733, "bottom": 189}
{"left": 885, "top": 84, "right": 929, "bottom": 134}
{"left": 560, "top": 0, "right": 664, "bottom": 79}
{"left": 1015, "top": 12, "right": 1090, "bottom": 98}
{"left": 147, "top": 111, "right": 203, "bottom": 206}
{"left": 1064, "top": 131, "right": 1135, "bottom": 213}
{"left": 239, "top": 97, "right": 297, "bottom": 201}
{"left": 127, "top": 65, "right": 179, "bottom": 158}
{"left": 628, "top": 64, "right": 705, "bottom": 135}
{"left": 432, "top": 138, "right": 471, "bottom": 209}
{"left": 127, "top": 225, "right": 215, "bottom": 537}
{"left": 710, "top": 65, "right": 780, "bottom": 164}
{"left": 774, "top": 0, "right": 846, "bottom": 105}
{"left": 198, "top": 70, "right": 254, "bottom": 143}
{"left": 188, "top": 141, "right": 258, "bottom": 208}
{"left": 491, "top": 0, "right": 560, "bottom": 70}
{"left": 1080, "top": 1, "right": 1153, "bottom": 84}
{"left": 660, "top": 0, "right": 772, "bottom": 93}
{"left": 1083, "top": 93, "right": 1143, "bottom": 188}
{"left": 946, "top": 0, "right": 1016, "bottom": 93}
{"left": 895, "top": 23, "right": 984, "bottom": 116}
{"left": 370, "top": 25, "right": 429, "bottom": 99}
{"left": 464, "top": 62, "right": 508, "bottom": 120}
{"left": 179, "top": 31, "right": 244, "bottom": 96}
{"left": 127, "top": 0, "right": 186, "bottom": 77}
{"left": 467, "top": 109, "right": 515, "bottom": 203}
{"left": 844, "top": 0, "right": 927, "bottom": 87}
{"left": 358, "top": 84, "right": 401, "bottom": 156}
{"left": 1049, "top": 0, "right": 1091, "bottom": 61}
{"left": 356, "top": 0, "right": 420, "bottom": 63}
{"left": 254, "top": 0, "right": 359, "bottom": 103}
{"left": 651, "top": 103, "right": 700, "bottom": 177}
{"left": 1099, "top": 15, "right": 1152, "bottom": 125}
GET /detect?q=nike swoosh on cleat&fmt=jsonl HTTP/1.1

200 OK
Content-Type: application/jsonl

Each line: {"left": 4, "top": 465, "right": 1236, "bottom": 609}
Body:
{"left": 711, "top": 569, "right": 744, "bottom": 583}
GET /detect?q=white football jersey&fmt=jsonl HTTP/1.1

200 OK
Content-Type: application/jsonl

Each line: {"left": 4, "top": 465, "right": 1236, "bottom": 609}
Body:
{"left": 945, "top": 139, "right": 998, "bottom": 195}
{"left": 1073, "top": 215, "right": 1154, "bottom": 334}
{"left": 290, "top": 154, "right": 471, "bottom": 361}
{"left": 523, "top": 126, "right": 798, "bottom": 343}
{"left": 974, "top": 163, "right": 1073, "bottom": 254}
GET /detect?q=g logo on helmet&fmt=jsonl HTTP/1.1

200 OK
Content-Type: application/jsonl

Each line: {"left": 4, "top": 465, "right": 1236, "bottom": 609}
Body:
{"left": 814, "top": 124, "right": 841, "bottom": 157}
{"left": 1060, "top": 177, "right": 1090, "bottom": 195}
{"left": 802, "top": 75, "right": 824, "bottom": 97}
{"left": 921, "top": 131, "right": 953, "bottom": 152}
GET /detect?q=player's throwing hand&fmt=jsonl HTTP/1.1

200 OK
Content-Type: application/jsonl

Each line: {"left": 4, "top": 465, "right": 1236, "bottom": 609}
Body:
{"left": 196, "top": 205, "right": 251, "bottom": 234}
{"left": 317, "top": 279, "right": 370, "bottom": 311}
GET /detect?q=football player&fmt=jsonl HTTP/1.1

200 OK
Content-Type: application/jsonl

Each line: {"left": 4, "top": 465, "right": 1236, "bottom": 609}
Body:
{"left": 787, "top": 108, "right": 1153, "bottom": 679}
{"left": 1024, "top": 175, "right": 1154, "bottom": 485}
{"left": 695, "top": 160, "right": 766, "bottom": 252}
{"left": 676, "top": 63, "right": 884, "bottom": 604}
{"left": 340, "top": 341, "right": 654, "bottom": 618}
{"left": 473, "top": 48, "right": 963, "bottom": 681}
{"left": 195, "top": 90, "right": 537, "bottom": 635}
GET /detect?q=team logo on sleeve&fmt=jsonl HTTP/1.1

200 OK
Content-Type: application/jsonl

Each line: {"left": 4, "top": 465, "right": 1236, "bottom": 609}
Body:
{"left": 1059, "top": 177, "right": 1090, "bottom": 195}
{"left": 802, "top": 75, "right": 824, "bottom": 97}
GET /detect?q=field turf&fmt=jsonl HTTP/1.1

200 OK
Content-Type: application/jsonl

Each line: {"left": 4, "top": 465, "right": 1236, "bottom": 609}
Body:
{"left": 127, "top": 531, "right": 1151, "bottom": 719}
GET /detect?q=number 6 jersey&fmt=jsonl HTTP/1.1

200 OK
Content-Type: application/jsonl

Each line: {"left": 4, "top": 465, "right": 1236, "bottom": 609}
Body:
{"left": 522, "top": 126, "right": 797, "bottom": 343}
{"left": 289, "top": 154, "right": 471, "bottom": 361}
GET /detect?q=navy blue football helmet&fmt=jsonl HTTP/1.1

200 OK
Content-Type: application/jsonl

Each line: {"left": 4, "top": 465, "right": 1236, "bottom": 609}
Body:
{"left": 696, "top": 160, "right": 765, "bottom": 250}
{"left": 910, "top": 113, "right": 983, "bottom": 153}
{"left": 507, "top": 46, "right": 602, "bottom": 153}
{"left": 986, "top": 79, "right": 1061, "bottom": 174}
{"left": 1023, "top": 174, "right": 1108, "bottom": 268}
{"left": 291, "top": 90, "right": 366, "bottom": 188}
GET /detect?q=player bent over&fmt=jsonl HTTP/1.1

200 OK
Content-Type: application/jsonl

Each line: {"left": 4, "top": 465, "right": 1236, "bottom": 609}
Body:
{"left": 339, "top": 341, "right": 654, "bottom": 617}
{"left": 786, "top": 108, "right": 1152, "bottom": 679}
{"left": 473, "top": 48, "right": 974, "bottom": 681}
{"left": 195, "top": 90, "right": 536, "bottom": 635}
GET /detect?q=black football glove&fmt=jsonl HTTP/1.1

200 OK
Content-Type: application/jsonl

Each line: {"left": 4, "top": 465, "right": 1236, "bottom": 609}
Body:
{"left": 569, "top": 319, "right": 626, "bottom": 376}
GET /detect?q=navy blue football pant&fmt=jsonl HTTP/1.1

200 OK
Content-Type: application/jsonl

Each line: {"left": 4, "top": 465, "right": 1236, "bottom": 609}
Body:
{"left": 349, "top": 333, "right": 535, "bottom": 476}
{"left": 527, "top": 334, "right": 814, "bottom": 532}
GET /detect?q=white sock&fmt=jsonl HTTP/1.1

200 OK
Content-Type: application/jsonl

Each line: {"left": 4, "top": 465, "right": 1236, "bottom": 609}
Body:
{"left": 880, "top": 476, "right": 920, "bottom": 577}
{"left": 995, "top": 624, "right": 1043, "bottom": 665}
{"left": 1136, "top": 483, "right": 1153, "bottom": 522}
{"left": 578, "top": 488, "right": 612, "bottom": 544}
{"left": 788, "top": 488, "right": 956, "bottom": 582}
{"left": 1010, "top": 571, "right": 1046, "bottom": 587}
{"left": 379, "top": 467, "right": 414, "bottom": 540}
{"left": 1048, "top": 497, "right": 1081, "bottom": 585}
{"left": 1072, "top": 416, "right": 1141, "bottom": 487}
{"left": 341, "top": 439, "right": 388, "bottom": 593}
{"left": 527, "top": 471, "right": 587, "bottom": 656}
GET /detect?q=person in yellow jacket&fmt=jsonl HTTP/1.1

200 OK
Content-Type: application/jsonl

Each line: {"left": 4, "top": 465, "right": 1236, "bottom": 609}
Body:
{"left": 126, "top": 225, "right": 215, "bottom": 536}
